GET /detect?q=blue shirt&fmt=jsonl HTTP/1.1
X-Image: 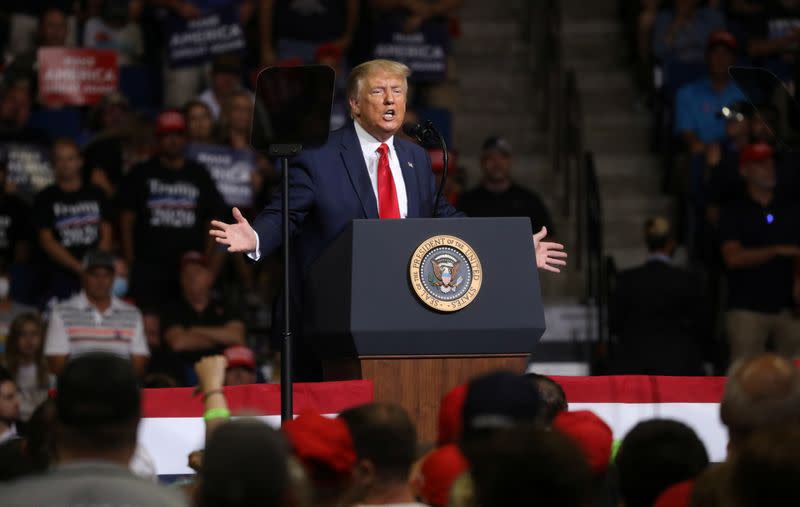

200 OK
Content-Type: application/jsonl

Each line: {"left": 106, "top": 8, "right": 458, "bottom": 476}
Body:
{"left": 674, "top": 79, "right": 745, "bottom": 143}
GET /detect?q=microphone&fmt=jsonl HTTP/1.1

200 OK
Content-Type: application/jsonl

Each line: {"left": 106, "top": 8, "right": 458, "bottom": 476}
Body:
{"left": 402, "top": 121, "right": 448, "bottom": 218}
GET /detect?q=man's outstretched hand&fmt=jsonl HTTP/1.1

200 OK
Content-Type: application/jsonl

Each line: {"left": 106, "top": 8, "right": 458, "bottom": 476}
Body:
{"left": 210, "top": 207, "right": 257, "bottom": 253}
{"left": 533, "top": 227, "right": 567, "bottom": 273}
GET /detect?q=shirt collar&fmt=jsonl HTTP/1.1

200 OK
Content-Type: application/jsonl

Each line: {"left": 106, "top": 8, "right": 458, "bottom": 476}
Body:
{"left": 647, "top": 253, "right": 672, "bottom": 264}
{"left": 77, "top": 291, "right": 124, "bottom": 313}
{"left": 354, "top": 120, "right": 395, "bottom": 156}
{"left": 0, "top": 423, "right": 17, "bottom": 444}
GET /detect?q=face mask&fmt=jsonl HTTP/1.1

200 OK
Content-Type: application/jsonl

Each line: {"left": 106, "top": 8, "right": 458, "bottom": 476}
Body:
{"left": 0, "top": 276, "right": 10, "bottom": 299}
{"left": 112, "top": 276, "right": 128, "bottom": 298}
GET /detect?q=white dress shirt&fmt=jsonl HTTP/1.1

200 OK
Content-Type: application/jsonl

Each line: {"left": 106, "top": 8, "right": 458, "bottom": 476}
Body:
{"left": 248, "top": 121, "right": 409, "bottom": 260}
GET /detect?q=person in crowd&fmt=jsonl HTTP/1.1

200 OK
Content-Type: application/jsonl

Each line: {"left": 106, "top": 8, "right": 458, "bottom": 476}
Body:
{"left": 34, "top": 139, "right": 112, "bottom": 304}
{"left": 82, "top": 0, "right": 144, "bottom": 66}
{"left": 743, "top": 0, "right": 800, "bottom": 81}
{"left": 185, "top": 100, "right": 217, "bottom": 145}
{"left": 610, "top": 217, "right": 707, "bottom": 375}
{"left": 460, "top": 371, "right": 541, "bottom": 463}
{"left": 720, "top": 353, "right": 800, "bottom": 456}
{"left": 469, "top": 425, "right": 591, "bottom": 507}
{"left": 0, "top": 353, "right": 187, "bottom": 506}
{"left": 0, "top": 266, "right": 37, "bottom": 355}
{"left": 706, "top": 101, "right": 756, "bottom": 226}
{"left": 728, "top": 425, "right": 800, "bottom": 507}
{"left": 0, "top": 366, "right": 21, "bottom": 444}
{"left": 415, "top": 443, "right": 469, "bottom": 507}
{"left": 525, "top": 372, "right": 568, "bottom": 426}
{"left": 82, "top": 91, "right": 135, "bottom": 198}
{"left": 282, "top": 412, "right": 358, "bottom": 507}
{"left": 210, "top": 59, "right": 566, "bottom": 381}
{"left": 3, "top": 313, "right": 52, "bottom": 421}
{"left": 0, "top": 151, "right": 31, "bottom": 272}
{"left": 223, "top": 344, "right": 258, "bottom": 386}
{"left": 0, "top": 81, "right": 49, "bottom": 144}
{"left": 552, "top": 410, "right": 613, "bottom": 478}
{"left": 674, "top": 31, "right": 745, "bottom": 156}
{"left": 652, "top": 0, "right": 725, "bottom": 64}
{"left": 616, "top": 419, "right": 709, "bottom": 507}
{"left": 199, "top": 418, "right": 290, "bottom": 507}
{"left": 23, "top": 398, "right": 59, "bottom": 473}
{"left": 258, "top": 0, "right": 359, "bottom": 66}
{"left": 338, "top": 402, "right": 421, "bottom": 506}
{"left": 719, "top": 142, "right": 800, "bottom": 361}
{"left": 161, "top": 252, "right": 245, "bottom": 386}
{"left": 198, "top": 56, "right": 247, "bottom": 121}
{"left": 44, "top": 251, "right": 149, "bottom": 377}
{"left": 3, "top": 7, "right": 72, "bottom": 90}
{"left": 219, "top": 90, "right": 256, "bottom": 151}
{"left": 118, "top": 110, "right": 226, "bottom": 308}
{"left": 458, "top": 136, "right": 556, "bottom": 238}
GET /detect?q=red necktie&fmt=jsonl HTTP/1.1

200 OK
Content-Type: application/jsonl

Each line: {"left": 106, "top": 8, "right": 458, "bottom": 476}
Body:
{"left": 376, "top": 143, "right": 400, "bottom": 219}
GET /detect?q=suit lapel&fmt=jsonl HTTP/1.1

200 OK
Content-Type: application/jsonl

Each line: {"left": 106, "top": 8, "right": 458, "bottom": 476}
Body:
{"left": 340, "top": 124, "right": 378, "bottom": 218}
{"left": 395, "top": 141, "right": 421, "bottom": 218}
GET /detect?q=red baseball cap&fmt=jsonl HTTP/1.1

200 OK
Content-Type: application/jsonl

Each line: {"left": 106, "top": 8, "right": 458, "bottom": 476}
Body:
{"left": 553, "top": 410, "right": 613, "bottom": 475}
{"left": 180, "top": 251, "right": 208, "bottom": 270}
{"left": 739, "top": 142, "right": 774, "bottom": 166}
{"left": 315, "top": 42, "right": 343, "bottom": 65}
{"left": 654, "top": 480, "right": 695, "bottom": 507}
{"left": 156, "top": 110, "right": 186, "bottom": 135}
{"left": 419, "top": 444, "right": 469, "bottom": 507}
{"left": 224, "top": 345, "right": 255, "bottom": 370}
{"left": 437, "top": 384, "right": 468, "bottom": 445}
{"left": 707, "top": 30, "right": 738, "bottom": 51}
{"left": 282, "top": 412, "right": 356, "bottom": 480}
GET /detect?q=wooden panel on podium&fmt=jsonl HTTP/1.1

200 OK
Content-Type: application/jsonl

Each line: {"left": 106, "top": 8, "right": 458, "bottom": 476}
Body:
{"left": 324, "top": 355, "right": 528, "bottom": 442}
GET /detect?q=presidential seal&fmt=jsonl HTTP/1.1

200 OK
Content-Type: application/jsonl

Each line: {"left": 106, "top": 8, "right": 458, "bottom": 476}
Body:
{"left": 409, "top": 235, "right": 482, "bottom": 312}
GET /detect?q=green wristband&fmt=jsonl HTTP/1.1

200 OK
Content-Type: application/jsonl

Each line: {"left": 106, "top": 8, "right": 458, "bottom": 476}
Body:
{"left": 203, "top": 408, "right": 231, "bottom": 421}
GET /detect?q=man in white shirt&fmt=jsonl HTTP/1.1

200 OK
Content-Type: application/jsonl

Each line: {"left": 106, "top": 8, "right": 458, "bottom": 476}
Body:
{"left": 45, "top": 251, "right": 149, "bottom": 377}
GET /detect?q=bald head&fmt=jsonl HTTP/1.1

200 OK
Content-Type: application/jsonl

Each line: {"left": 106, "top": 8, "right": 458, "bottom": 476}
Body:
{"left": 720, "top": 354, "right": 800, "bottom": 452}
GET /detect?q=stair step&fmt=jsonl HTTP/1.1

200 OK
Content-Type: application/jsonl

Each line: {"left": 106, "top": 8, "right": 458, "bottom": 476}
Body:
{"left": 585, "top": 112, "right": 650, "bottom": 129}
{"left": 454, "top": 127, "right": 546, "bottom": 155}
{"left": 460, "top": 20, "right": 524, "bottom": 40}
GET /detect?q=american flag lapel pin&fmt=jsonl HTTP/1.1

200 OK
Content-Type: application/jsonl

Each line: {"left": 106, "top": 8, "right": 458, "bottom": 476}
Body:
{"left": 408, "top": 161, "right": 413, "bottom": 168}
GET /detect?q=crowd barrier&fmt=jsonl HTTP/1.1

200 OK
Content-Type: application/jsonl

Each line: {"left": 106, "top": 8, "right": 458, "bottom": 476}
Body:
{"left": 139, "top": 375, "right": 728, "bottom": 475}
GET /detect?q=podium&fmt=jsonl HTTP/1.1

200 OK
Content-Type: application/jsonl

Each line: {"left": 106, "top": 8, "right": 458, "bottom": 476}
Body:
{"left": 305, "top": 217, "right": 546, "bottom": 440}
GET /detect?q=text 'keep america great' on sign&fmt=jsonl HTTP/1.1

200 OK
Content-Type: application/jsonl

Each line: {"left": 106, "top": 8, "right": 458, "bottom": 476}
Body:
{"left": 166, "top": 4, "right": 245, "bottom": 68}
{"left": 38, "top": 48, "right": 119, "bottom": 106}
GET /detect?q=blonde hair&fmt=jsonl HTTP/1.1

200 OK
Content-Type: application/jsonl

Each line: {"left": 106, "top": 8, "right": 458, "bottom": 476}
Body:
{"left": 346, "top": 59, "right": 411, "bottom": 102}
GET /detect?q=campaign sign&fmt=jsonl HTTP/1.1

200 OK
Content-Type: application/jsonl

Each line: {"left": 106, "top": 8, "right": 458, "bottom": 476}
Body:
{"left": 373, "top": 15, "right": 449, "bottom": 82}
{"left": 166, "top": 5, "right": 245, "bottom": 68}
{"left": 186, "top": 144, "right": 255, "bottom": 207}
{"left": 38, "top": 48, "right": 119, "bottom": 106}
{"left": 4, "top": 143, "right": 54, "bottom": 200}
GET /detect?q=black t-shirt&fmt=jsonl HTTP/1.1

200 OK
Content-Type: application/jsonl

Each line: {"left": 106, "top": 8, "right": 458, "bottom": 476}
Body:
{"left": 458, "top": 184, "right": 556, "bottom": 236}
{"left": 719, "top": 195, "right": 800, "bottom": 312}
{"left": 33, "top": 183, "right": 109, "bottom": 263}
{"left": 83, "top": 136, "right": 124, "bottom": 187}
{"left": 159, "top": 297, "right": 242, "bottom": 386}
{"left": 0, "top": 194, "right": 31, "bottom": 267}
{"left": 116, "top": 157, "right": 226, "bottom": 265}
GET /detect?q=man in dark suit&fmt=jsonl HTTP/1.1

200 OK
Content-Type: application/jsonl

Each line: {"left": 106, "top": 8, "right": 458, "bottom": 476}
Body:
{"left": 610, "top": 217, "right": 707, "bottom": 375}
{"left": 210, "top": 59, "right": 567, "bottom": 379}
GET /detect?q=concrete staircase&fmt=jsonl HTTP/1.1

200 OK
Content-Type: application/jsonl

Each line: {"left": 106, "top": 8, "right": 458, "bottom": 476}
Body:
{"left": 561, "top": 0, "right": 672, "bottom": 270}
{"left": 452, "top": 0, "right": 576, "bottom": 303}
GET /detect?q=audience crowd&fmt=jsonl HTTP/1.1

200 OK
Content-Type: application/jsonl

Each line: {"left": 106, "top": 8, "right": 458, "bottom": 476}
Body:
{"left": 0, "top": 351, "right": 798, "bottom": 506}
{"left": 610, "top": 0, "right": 800, "bottom": 374}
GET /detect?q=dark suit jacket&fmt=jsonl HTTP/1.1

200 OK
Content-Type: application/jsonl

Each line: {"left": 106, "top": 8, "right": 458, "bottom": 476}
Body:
{"left": 609, "top": 259, "right": 707, "bottom": 375}
{"left": 252, "top": 122, "right": 462, "bottom": 378}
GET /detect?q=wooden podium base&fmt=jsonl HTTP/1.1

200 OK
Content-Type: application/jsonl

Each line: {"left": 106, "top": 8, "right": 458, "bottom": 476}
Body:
{"left": 323, "top": 355, "right": 528, "bottom": 442}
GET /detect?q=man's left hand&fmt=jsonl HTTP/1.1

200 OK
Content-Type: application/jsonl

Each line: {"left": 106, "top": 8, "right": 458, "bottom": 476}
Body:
{"left": 533, "top": 227, "right": 567, "bottom": 273}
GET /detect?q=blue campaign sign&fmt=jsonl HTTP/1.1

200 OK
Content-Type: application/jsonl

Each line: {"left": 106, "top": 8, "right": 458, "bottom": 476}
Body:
{"left": 166, "top": 4, "right": 245, "bottom": 68}
{"left": 186, "top": 143, "right": 255, "bottom": 207}
{"left": 373, "top": 15, "right": 450, "bottom": 83}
